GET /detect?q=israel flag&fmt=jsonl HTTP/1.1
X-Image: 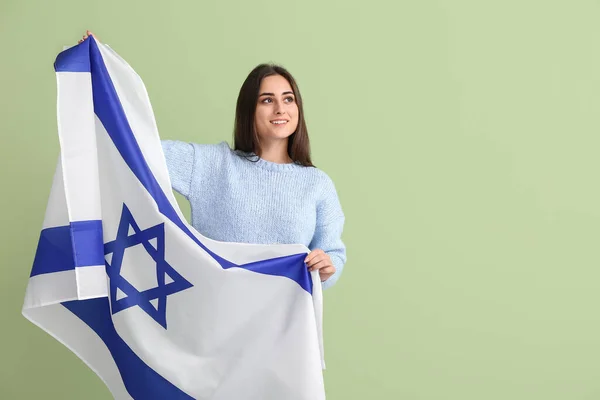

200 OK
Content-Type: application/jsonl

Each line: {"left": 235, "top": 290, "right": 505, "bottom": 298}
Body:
{"left": 22, "top": 36, "right": 326, "bottom": 400}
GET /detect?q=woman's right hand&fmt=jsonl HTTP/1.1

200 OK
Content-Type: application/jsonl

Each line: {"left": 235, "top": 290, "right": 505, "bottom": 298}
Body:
{"left": 78, "top": 30, "right": 99, "bottom": 44}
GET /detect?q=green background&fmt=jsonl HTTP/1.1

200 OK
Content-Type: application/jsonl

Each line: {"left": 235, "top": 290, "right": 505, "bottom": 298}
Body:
{"left": 1, "top": 0, "right": 600, "bottom": 398}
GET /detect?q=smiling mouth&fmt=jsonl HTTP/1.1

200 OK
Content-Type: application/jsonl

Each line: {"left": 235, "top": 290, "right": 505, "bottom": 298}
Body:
{"left": 270, "top": 120, "right": 288, "bottom": 125}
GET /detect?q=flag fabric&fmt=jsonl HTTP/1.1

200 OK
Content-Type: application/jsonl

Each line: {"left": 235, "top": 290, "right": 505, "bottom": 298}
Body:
{"left": 22, "top": 36, "right": 326, "bottom": 400}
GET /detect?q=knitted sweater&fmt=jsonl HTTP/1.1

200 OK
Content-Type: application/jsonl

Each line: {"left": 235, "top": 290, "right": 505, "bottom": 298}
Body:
{"left": 161, "top": 140, "right": 346, "bottom": 289}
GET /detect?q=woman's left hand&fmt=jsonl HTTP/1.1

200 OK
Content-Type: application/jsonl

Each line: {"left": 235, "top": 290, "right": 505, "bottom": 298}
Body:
{"left": 305, "top": 249, "right": 336, "bottom": 282}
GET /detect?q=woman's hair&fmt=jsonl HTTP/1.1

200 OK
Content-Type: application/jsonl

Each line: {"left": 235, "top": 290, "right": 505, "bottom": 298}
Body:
{"left": 233, "top": 63, "right": 314, "bottom": 167}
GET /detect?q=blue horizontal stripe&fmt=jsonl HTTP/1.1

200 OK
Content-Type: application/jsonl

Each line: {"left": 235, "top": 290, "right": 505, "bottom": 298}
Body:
{"left": 30, "top": 220, "right": 104, "bottom": 277}
{"left": 71, "top": 220, "right": 105, "bottom": 267}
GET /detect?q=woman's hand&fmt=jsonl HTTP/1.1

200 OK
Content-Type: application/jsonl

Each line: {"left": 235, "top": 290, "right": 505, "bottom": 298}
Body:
{"left": 305, "top": 249, "right": 336, "bottom": 282}
{"left": 78, "top": 30, "right": 99, "bottom": 44}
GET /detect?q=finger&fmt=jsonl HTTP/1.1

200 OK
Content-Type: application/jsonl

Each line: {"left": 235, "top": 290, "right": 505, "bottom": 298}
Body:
{"left": 304, "top": 249, "right": 324, "bottom": 264}
{"left": 304, "top": 253, "right": 313, "bottom": 264}
{"left": 306, "top": 253, "right": 326, "bottom": 267}
{"left": 309, "top": 259, "right": 331, "bottom": 271}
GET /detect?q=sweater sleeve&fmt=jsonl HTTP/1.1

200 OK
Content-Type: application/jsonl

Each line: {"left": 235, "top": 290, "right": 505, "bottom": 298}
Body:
{"left": 310, "top": 175, "right": 347, "bottom": 290}
{"left": 161, "top": 140, "right": 195, "bottom": 199}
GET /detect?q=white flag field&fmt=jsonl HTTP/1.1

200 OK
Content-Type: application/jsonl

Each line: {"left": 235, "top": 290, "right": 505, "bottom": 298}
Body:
{"left": 22, "top": 36, "right": 326, "bottom": 400}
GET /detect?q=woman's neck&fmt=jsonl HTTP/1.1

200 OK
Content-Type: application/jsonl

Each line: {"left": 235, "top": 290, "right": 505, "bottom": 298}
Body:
{"left": 256, "top": 140, "right": 292, "bottom": 164}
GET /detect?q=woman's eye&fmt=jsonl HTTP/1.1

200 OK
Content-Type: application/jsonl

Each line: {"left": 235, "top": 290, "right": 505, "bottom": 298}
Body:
{"left": 261, "top": 97, "right": 294, "bottom": 103}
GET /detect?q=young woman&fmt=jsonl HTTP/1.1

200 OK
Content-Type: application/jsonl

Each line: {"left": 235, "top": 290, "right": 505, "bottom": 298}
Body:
{"left": 79, "top": 31, "right": 346, "bottom": 289}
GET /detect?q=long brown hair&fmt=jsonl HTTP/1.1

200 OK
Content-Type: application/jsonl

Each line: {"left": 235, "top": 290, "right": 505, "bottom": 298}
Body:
{"left": 233, "top": 63, "right": 314, "bottom": 167}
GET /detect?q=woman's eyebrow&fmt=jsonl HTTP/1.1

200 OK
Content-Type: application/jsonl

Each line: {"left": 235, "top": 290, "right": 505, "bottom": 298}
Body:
{"left": 259, "top": 91, "right": 294, "bottom": 97}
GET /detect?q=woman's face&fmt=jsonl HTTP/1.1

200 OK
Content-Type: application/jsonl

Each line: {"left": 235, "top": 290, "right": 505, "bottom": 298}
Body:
{"left": 254, "top": 74, "right": 299, "bottom": 142}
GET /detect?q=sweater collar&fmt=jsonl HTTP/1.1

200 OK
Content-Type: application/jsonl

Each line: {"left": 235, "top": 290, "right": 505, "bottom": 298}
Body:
{"left": 233, "top": 150, "right": 303, "bottom": 172}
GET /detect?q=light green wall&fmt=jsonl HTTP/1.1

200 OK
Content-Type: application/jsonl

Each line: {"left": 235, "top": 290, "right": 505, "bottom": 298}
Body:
{"left": 2, "top": 0, "right": 600, "bottom": 398}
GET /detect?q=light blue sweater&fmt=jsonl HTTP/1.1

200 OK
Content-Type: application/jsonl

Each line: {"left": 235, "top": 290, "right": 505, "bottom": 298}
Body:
{"left": 161, "top": 140, "right": 346, "bottom": 289}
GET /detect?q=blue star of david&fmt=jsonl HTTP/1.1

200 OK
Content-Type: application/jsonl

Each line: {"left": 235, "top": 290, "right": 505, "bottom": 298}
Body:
{"left": 103, "top": 203, "right": 193, "bottom": 329}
